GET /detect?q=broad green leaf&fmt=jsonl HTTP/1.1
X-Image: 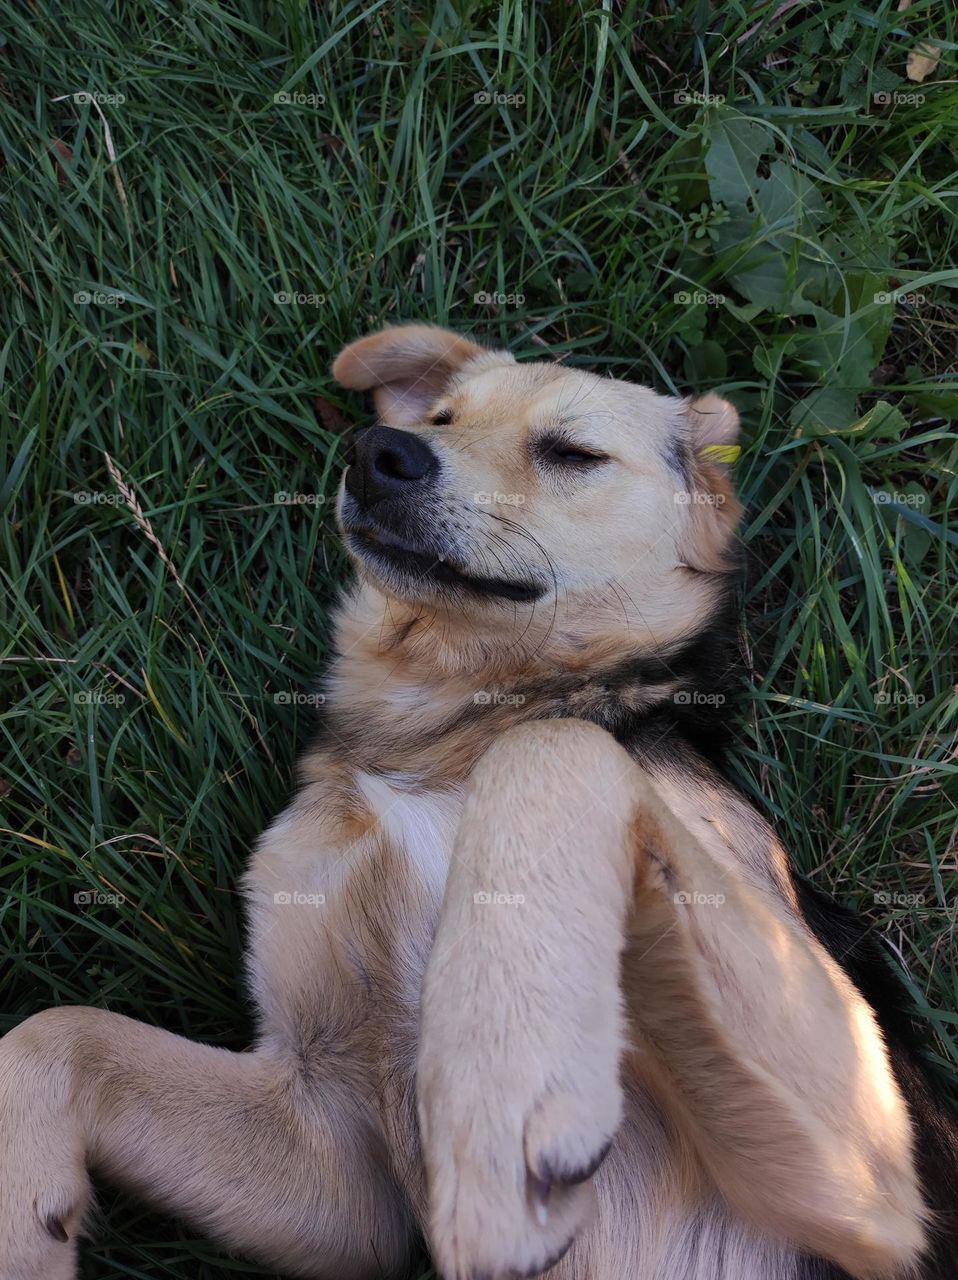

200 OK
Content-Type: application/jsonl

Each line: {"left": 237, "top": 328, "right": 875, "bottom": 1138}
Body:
{"left": 790, "top": 387, "right": 859, "bottom": 432}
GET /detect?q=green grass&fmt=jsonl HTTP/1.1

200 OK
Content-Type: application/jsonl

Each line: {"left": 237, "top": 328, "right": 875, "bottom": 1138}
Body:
{"left": 1, "top": 1, "right": 957, "bottom": 1275}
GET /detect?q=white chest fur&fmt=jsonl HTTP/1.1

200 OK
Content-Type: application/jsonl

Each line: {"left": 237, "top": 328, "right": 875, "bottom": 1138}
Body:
{"left": 353, "top": 771, "right": 463, "bottom": 899}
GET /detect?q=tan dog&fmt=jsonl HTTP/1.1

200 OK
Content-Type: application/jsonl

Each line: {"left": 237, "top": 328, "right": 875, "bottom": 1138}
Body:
{"left": 2, "top": 325, "right": 956, "bottom": 1280}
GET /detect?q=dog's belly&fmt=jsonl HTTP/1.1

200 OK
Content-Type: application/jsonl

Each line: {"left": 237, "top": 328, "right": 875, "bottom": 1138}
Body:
{"left": 243, "top": 769, "right": 805, "bottom": 1278}
{"left": 573, "top": 1064, "right": 805, "bottom": 1279}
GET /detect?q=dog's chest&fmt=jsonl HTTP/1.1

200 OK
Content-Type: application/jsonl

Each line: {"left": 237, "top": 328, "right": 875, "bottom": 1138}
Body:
{"left": 352, "top": 770, "right": 463, "bottom": 899}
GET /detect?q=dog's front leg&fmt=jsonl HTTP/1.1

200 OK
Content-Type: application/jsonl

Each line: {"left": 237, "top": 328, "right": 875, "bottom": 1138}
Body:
{"left": 417, "top": 719, "right": 637, "bottom": 1280}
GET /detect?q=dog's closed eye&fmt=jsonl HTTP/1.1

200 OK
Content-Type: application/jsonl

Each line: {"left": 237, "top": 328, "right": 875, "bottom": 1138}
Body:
{"left": 536, "top": 433, "right": 610, "bottom": 467}
{"left": 430, "top": 408, "right": 454, "bottom": 426}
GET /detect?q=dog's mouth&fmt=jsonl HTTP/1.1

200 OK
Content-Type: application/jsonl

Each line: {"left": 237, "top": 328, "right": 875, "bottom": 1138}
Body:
{"left": 343, "top": 516, "right": 545, "bottom": 604}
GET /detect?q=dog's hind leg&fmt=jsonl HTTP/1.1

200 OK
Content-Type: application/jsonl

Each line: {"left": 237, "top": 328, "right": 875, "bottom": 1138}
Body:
{"left": 0, "top": 1006, "right": 413, "bottom": 1280}
{"left": 623, "top": 767, "right": 928, "bottom": 1279}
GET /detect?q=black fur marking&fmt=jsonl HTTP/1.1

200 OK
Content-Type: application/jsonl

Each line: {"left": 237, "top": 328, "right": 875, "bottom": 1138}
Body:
{"left": 795, "top": 1258, "right": 852, "bottom": 1280}
{"left": 602, "top": 593, "right": 743, "bottom": 767}
{"left": 664, "top": 435, "right": 693, "bottom": 483}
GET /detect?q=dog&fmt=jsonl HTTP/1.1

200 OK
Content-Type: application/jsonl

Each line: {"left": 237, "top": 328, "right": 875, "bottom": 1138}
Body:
{"left": 2, "top": 323, "right": 957, "bottom": 1280}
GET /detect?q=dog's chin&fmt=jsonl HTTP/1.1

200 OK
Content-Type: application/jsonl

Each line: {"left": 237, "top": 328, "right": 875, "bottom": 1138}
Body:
{"left": 341, "top": 521, "right": 545, "bottom": 607}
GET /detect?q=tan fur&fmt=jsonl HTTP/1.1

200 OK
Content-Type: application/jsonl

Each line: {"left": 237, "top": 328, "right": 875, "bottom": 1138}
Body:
{"left": 0, "top": 325, "right": 927, "bottom": 1280}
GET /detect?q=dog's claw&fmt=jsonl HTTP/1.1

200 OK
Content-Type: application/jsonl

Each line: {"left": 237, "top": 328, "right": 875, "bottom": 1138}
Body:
{"left": 43, "top": 1214, "right": 68, "bottom": 1243}
{"left": 536, "top": 1136, "right": 613, "bottom": 1189}
{"left": 515, "top": 1231, "right": 576, "bottom": 1277}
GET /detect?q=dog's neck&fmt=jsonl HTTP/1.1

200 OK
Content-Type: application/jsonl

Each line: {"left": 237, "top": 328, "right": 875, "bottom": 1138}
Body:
{"left": 313, "top": 578, "right": 737, "bottom": 783}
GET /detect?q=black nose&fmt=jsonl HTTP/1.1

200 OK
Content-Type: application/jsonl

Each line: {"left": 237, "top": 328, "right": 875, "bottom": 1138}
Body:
{"left": 346, "top": 426, "right": 438, "bottom": 506}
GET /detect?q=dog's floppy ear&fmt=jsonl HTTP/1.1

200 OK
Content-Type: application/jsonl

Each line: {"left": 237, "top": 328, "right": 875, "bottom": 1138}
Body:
{"left": 332, "top": 324, "right": 491, "bottom": 426}
{"left": 687, "top": 393, "right": 740, "bottom": 460}
{"left": 679, "top": 394, "right": 743, "bottom": 574}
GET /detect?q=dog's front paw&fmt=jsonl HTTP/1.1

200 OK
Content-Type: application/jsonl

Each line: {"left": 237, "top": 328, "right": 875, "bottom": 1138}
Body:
{"left": 417, "top": 967, "right": 623, "bottom": 1279}
{"left": 0, "top": 1194, "right": 83, "bottom": 1280}
{"left": 0, "top": 1016, "right": 88, "bottom": 1280}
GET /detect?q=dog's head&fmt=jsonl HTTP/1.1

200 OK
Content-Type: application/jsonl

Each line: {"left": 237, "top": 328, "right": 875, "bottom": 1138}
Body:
{"left": 332, "top": 324, "right": 741, "bottom": 652}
